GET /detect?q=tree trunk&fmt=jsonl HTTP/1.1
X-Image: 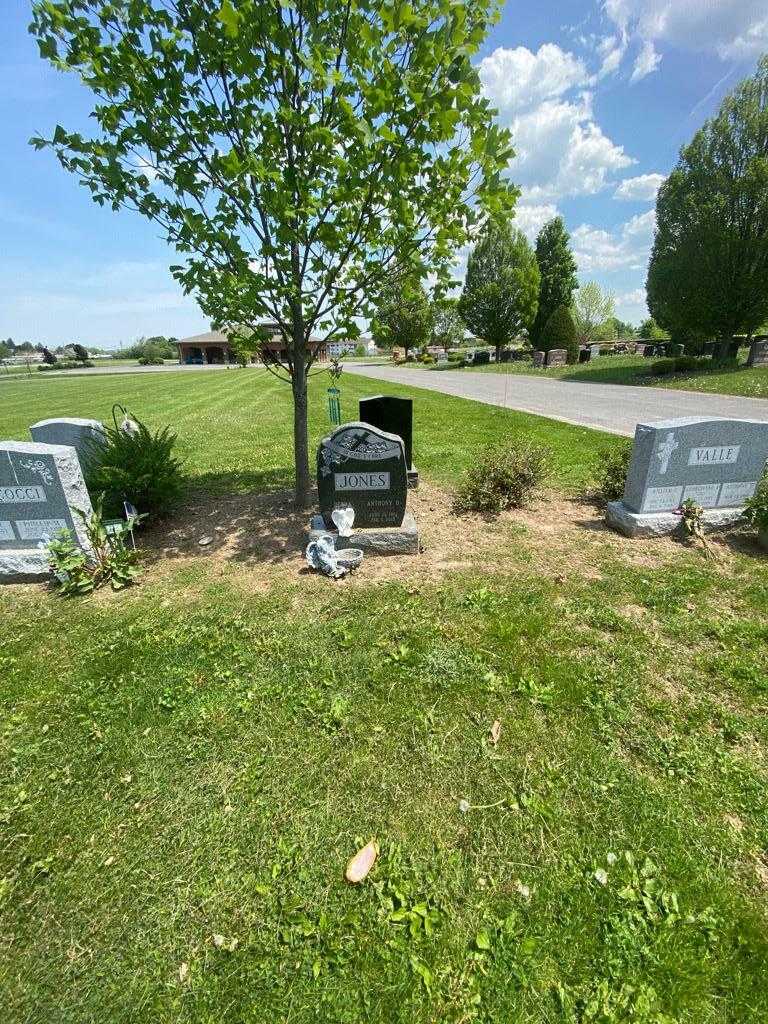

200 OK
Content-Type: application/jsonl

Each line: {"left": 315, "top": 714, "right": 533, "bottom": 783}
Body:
{"left": 495, "top": 342, "right": 502, "bottom": 364}
{"left": 291, "top": 303, "right": 311, "bottom": 509}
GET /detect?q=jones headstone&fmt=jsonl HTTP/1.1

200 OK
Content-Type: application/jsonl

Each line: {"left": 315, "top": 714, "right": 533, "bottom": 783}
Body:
{"left": 359, "top": 395, "right": 413, "bottom": 470}
{"left": 29, "top": 417, "right": 106, "bottom": 472}
{"left": 747, "top": 337, "right": 768, "bottom": 368}
{"left": 623, "top": 417, "right": 768, "bottom": 514}
{"left": 317, "top": 422, "right": 407, "bottom": 529}
{"left": 546, "top": 348, "right": 567, "bottom": 368}
{"left": 0, "top": 441, "right": 94, "bottom": 582}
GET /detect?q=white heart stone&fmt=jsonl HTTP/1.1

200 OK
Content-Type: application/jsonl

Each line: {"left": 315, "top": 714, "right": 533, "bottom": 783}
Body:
{"left": 331, "top": 506, "right": 355, "bottom": 537}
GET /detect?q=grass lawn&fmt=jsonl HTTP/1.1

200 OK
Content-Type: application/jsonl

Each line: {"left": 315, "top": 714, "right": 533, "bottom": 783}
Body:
{"left": 409, "top": 353, "right": 768, "bottom": 399}
{"left": 1, "top": 369, "right": 767, "bottom": 1023}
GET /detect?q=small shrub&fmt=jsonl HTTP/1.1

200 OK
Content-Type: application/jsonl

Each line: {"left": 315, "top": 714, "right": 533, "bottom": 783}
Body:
{"left": 597, "top": 441, "right": 633, "bottom": 501}
{"left": 541, "top": 305, "right": 578, "bottom": 363}
{"left": 743, "top": 479, "right": 768, "bottom": 534}
{"left": 453, "top": 438, "right": 550, "bottom": 516}
{"left": 87, "top": 415, "right": 184, "bottom": 516}
{"left": 47, "top": 496, "right": 143, "bottom": 596}
{"left": 137, "top": 354, "right": 164, "bottom": 365}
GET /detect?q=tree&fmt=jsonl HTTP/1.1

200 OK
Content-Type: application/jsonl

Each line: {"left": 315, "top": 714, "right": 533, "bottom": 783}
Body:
{"left": 71, "top": 343, "right": 90, "bottom": 361}
{"left": 647, "top": 57, "right": 768, "bottom": 340}
{"left": 572, "top": 281, "right": 615, "bottom": 345}
{"left": 638, "top": 316, "right": 668, "bottom": 340}
{"left": 458, "top": 221, "right": 540, "bottom": 361}
{"left": 604, "top": 317, "right": 636, "bottom": 340}
{"left": 531, "top": 217, "right": 578, "bottom": 347}
{"left": 430, "top": 297, "right": 465, "bottom": 349}
{"left": 31, "top": 0, "right": 515, "bottom": 507}
{"left": 540, "top": 305, "right": 578, "bottom": 363}
{"left": 371, "top": 277, "right": 432, "bottom": 360}
{"left": 41, "top": 347, "right": 57, "bottom": 365}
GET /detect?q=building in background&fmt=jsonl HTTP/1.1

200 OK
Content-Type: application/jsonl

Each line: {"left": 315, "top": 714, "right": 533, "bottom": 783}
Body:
{"left": 176, "top": 325, "right": 327, "bottom": 364}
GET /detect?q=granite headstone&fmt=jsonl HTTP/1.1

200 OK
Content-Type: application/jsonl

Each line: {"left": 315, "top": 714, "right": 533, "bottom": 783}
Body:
{"left": 747, "top": 338, "right": 768, "bottom": 368}
{"left": 590, "top": 344, "right": 601, "bottom": 359}
{"left": 0, "top": 441, "right": 94, "bottom": 582}
{"left": 532, "top": 350, "right": 545, "bottom": 368}
{"left": 546, "top": 348, "right": 567, "bottom": 368}
{"left": 578, "top": 347, "right": 591, "bottom": 363}
{"left": 317, "top": 422, "right": 407, "bottom": 529}
{"left": 623, "top": 417, "right": 768, "bottom": 513}
{"left": 359, "top": 396, "right": 413, "bottom": 470}
{"left": 29, "top": 417, "right": 106, "bottom": 472}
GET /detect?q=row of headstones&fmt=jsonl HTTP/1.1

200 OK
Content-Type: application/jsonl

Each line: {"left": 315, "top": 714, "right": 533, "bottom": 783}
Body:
{"left": 0, "top": 418, "right": 106, "bottom": 582}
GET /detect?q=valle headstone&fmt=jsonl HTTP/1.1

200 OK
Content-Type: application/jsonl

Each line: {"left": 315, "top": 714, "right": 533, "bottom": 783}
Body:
{"left": 0, "top": 440, "right": 94, "bottom": 582}
{"left": 532, "top": 350, "right": 545, "bottom": 368}
{"left": 546, "top": 348, "right": 567, "bottom": 368}
{"left": 359, "top": 395, "right": 417, "bottom": 487}
{"left": 317, "top": 422, "right": 407, "bottom": 529}
{"left": 747, "top": 337, "right": 768, "bottom": 368}
{"left": 606, "top": 416, "right": 768, "bottom": 537}
{"left": 29, "top": 417, "right": 106, "bottom": 473}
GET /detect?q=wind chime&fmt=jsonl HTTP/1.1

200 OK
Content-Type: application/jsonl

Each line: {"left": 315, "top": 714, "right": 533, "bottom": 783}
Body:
{"left": 327, "top": 357, "right": 343, "bottom": 425}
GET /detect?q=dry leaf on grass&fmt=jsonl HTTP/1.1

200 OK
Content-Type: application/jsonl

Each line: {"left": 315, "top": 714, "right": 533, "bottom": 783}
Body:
{"left": 345, "top": 840, "right": 378, "bottom": 883}
{"left": 489, "top": 720, "right": 501, "bottom": 746}
{"left": 179, "top": 962, "right": 189, "bottom": 983}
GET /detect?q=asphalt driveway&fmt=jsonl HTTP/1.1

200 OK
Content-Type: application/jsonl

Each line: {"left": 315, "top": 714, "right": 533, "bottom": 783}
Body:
{"left": 345, "top": 363, "right": 768, "bottom": 436}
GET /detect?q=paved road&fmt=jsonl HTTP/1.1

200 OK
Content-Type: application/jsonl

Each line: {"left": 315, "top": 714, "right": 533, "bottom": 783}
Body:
{"left": 345, "top": 362, "right": 768, "bottom": 436}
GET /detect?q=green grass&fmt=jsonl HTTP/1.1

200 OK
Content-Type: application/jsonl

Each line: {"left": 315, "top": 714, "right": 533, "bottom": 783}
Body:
{"left": 412, "top": 353, "right": 768, "bottom": 399}
{"left": 2, "top": 370, "right": 768, "bottom": 1022}
{"left": 0, "top": 366, "right": 620, "bottom": 494}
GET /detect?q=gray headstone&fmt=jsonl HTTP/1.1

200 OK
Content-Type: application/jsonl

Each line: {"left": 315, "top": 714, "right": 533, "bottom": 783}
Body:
{"left": 29, "top": 418, "right": 106, "bottom": 472}
{"left": 0, "top": 441, "right": 94, "bottom": 582}
{"left": 532, "top": 351, "right": 545, "bottom": 368}
{"left": 317, "top": 422, "right": 407, "bottom": 528}
{"left": 589, "top": 344, "right": 601, "bottom": 358}
{"left": 623, "top": 417, "right": 768, "bottom": 514}
{"left": 546, "top": 348, "right": 568, "bottom": 367}
{"left": 747, "top": 338, "right": 768, "bottom": 368}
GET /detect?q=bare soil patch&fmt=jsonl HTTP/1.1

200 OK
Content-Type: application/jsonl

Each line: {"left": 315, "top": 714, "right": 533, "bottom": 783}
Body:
{"left": 137, "top": 480, "right": 709, "bottom": 590}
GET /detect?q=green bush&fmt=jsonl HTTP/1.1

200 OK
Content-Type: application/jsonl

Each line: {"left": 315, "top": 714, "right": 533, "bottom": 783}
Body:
{"left": 453, "top": 438, "right": 550, "bottom": 516}
{"left": 540, "top": 305, "right": 578, "bottom": 362}
{"left": 38, "top": 360, "right": 93, "bottom": 372}
{"left": 743, "top": 479, "right": 768, "bottom": 534}
{"left": 137, "top": 354, "right": 164, "bottom": 365}
{"left": 87, "top": 416, "right": 184, "bottom": 516}
{"left": 597, "top": 441, "right": 633, "bottom": 501}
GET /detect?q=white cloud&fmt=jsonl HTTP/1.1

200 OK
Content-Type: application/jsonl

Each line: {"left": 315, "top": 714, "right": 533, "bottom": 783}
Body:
{"left": 616, "top": 287, "right": 646, "bottom": 306}
{"left": 478, "top": 44, "right": 589, "bottom": 116}
{"left": 480, "top": 47, "right": 635, "bottom": 201}
{"left": 605, "top": 0, "right": 768, "bottom": 78}
{"left": 630, "top": 39, "right": 661, "bottom": 83}
{"left": 513, "top": 201, "right": 559, "bottom": 240}
{"left": 613, "top": 173, "right": 665, "bottom": 201}
{"left": 572, "top": 209, "right": 655, "bottom": 273}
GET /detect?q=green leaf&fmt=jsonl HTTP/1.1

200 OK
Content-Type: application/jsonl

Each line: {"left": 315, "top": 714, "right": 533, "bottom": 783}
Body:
{"left": 217, "top": 0, "right": 241, "bottom": 37}
{"left": 474, "top": 929, "right": 491, "bottom": 951}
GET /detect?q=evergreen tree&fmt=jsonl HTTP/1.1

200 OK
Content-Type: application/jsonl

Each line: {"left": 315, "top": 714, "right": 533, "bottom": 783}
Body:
{"left": 458, "top": 221, "right": 539, "bottom": 362}
{"left": 531, "top": 217, "right": 578, "bottom": 347}
{"left": 540, "top": 305, "right": 578, "bottom": 363}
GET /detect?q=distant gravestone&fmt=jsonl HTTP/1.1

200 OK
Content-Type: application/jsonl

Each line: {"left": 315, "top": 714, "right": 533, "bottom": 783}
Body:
{"left": 546, "top": 348, "right": 567, "bottom": 368}
{"left": 578, "top": 348, "right": 591, "bottom": 363}
{"left": 359, "top": 395, "right": 417, "bottom": 487}
{"left": 532, "top": 351, "right": 545, "bottom": 368}
{"left": 747, "top": 337, "right": 768, "bottom": 368}
{"left": 606, "top": 417, "right": 768, "bottom": 537}
{"left": 590, "top": 344, "right": 601, "bottom": 359}
{"left": 317, "top": 422, "right": 407, "bottom": 529}
{"left": 635, "top": 344, "right": 647, "bottom": 356}
{"left": 703, "top": 341, "right": 716, "bottom": 358}
{"left": 0, "top": 441, "right": 94, "bottom": 582}
{"left": 29, "top": 418, "right": 106, "bottom": 472}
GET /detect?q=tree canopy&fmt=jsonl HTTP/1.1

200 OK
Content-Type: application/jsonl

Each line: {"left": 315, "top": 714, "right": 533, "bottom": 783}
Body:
{"left": 571, "top": 281, "right": 614, "bottom": 345}
{"left": 457, "top": 220, "right": 539, "bottom": 360}
{"left": 371, "top": 276, "right": 432, "bottom": 358}
{"left": 531, "top": 217, "right": 578, "bottom": 347}
{"left": 647, "top": 57, "right": 768, "bottom": 340}
{"left": 540, "top": 305, "right": 577, "bottom": 362}
{"left": 31, "top": 0, "right": 516, "bottom": 504}
{"left": 430, "top": 297, "right": 465, "bottom": 349}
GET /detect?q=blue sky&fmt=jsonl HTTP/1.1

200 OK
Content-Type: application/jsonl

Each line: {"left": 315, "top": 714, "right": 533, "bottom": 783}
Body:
{"left": 1, "top": 0, "right": 766, "bottom": 348}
